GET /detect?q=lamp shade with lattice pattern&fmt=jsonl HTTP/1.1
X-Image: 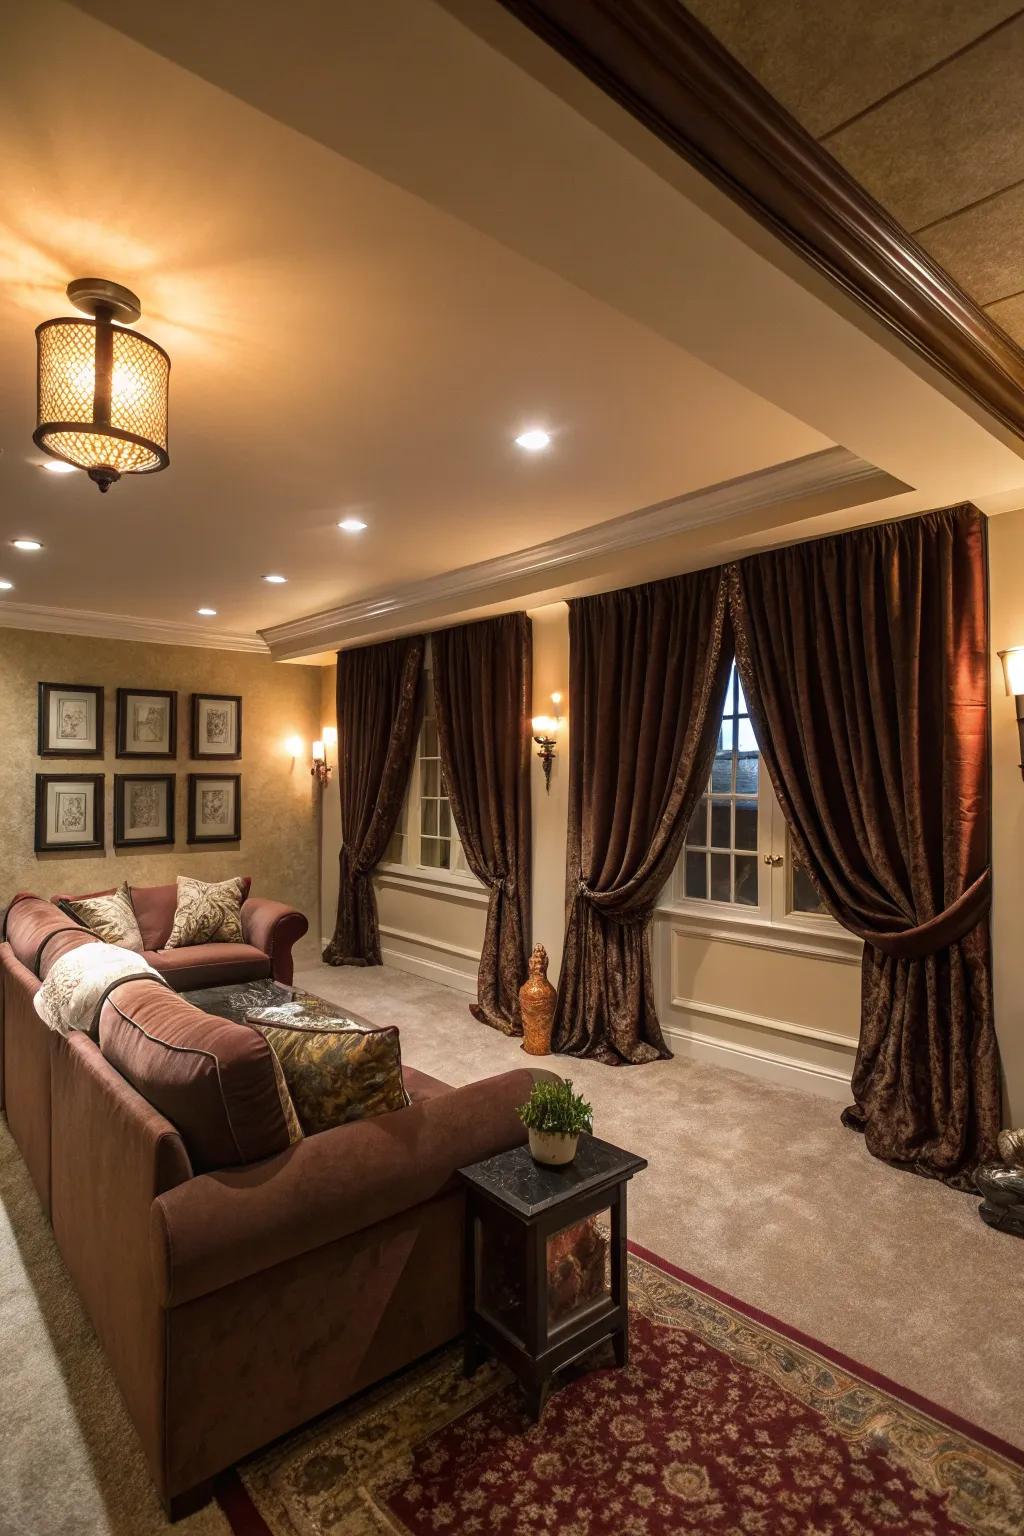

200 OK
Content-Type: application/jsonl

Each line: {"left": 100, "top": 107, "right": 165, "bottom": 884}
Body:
{"left": 34, "top": 283, "right": 170, "bottom": 492}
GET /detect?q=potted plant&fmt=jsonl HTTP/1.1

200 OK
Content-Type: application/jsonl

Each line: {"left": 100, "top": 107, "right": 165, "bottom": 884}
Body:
{"left": 517, "top": 1079, "right": 593, "bottom": 1166}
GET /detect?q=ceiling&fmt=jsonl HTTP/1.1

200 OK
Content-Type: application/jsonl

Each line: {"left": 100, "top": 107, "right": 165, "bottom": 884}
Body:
{"left": 2, "top": 0, "right": 1024, "bottom": 656}
{"left": 688, "top": 0, "right": 1024, "bottom": 345}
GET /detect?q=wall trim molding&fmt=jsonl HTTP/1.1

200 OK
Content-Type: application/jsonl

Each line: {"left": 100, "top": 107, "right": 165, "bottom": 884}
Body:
{"left": 261, "top": 447, "right": 885, "bottom": 657}
{"left": 656, "top": 905, "right": 863, "bottom": 966}
{"left": 495, "top": 0, "right": 1024, "bottom": 443}
{"left": 374, "top": 864, "right": 489, "bottom": 906}
{"left": 669, "top": 994, "right": 858, "bottom": 1053}
{"left": 662, "top": 1022, "right": 853, "bottom": 1101}
{"left": 378, "top": 922, "right": 482, "bottom": 964}
{"left": 0, "top": 601, "right": 268, "bottom": 654}
{"left": 379, "top": 941, "right": 479, "bottom": 995}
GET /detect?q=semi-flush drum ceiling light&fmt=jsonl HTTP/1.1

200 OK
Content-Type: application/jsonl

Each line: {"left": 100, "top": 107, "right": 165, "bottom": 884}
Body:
{"left": 34, "top": 278, "right": 170, "bottom": 493}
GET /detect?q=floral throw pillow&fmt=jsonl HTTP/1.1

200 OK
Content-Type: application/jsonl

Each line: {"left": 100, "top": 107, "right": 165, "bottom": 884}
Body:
{"left": 253, "top": 1017, "right": 409, "bottom": 1135}
{"left": 59, "top": 883, "right": 145, "bottom": 954}
{"left": 164, "top": 875, "right": 247, "bottom": 949}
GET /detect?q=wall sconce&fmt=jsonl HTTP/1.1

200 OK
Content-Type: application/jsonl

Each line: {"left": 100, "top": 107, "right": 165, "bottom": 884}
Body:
{"left": 998, "top": 648, "right": 1024, "bottom": 780}
{"left": 531, "top": 692, "right": 563, "bottom": 793}
{"left": 311, "top": 739, "right": 332, "bottom": 785}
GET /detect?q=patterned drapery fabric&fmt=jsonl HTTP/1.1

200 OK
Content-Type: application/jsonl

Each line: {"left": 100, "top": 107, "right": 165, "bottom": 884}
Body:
{"left": 728, "top": 505, "right": 1000, "bottom": 1185}
{"left": 431, "top": 613, "right": 532, "bottom": 1035}
{"left": 323, "top": 635, "right": 425, "bottom": 967}
{"left": 553, "top": 572, "right": 734, "bottom": 1064}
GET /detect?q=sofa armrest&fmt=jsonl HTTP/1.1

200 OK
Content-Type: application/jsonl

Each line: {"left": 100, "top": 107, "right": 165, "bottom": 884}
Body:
{"left": 240, "top": 896, "right": 308, "bottom": 984}
{"left": 151, "top": 1065, "right": 558, "bottom": 1307}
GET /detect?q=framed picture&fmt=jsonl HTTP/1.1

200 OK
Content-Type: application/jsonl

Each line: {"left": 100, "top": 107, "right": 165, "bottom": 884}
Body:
{"left": 116, "top": 689, "right": 177, "bottom": 758}
{"left": 37, "top": 682, "right": 104, "bottom": 757}
{"left": 191, "top": 694, "right": 242, "bottom": 760}
{"left": 187, "top": 773, "right": 241, "bottom": 843}
{"left": 35, "top": 774, "right": 104, "bottom": 852}
{"left": 114, "top": 774, "right": 175, "bottom": 847}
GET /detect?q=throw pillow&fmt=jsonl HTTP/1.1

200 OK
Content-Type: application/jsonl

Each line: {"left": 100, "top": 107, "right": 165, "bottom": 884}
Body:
{"left": 252, "top": 1014, "right": 409, "bottom": 1135}
{"left": 164, "top": 874, "right": 246, "bottom": 949}
{"left": 33, "top": 942, "right": 164, "bottom": 1037}
{"left": 58, "top": 883, "right": 145, "bottom": 954}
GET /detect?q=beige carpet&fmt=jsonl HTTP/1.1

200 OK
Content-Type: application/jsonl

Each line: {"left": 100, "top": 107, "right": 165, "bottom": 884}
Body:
{"left": 1, "top": 963, "right": 1020, "bottom": 1535}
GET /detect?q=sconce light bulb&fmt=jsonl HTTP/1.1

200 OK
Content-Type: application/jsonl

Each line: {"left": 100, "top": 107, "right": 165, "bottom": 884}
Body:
{"left": 550, "top": 691, "right": 562, "bottom": 708}
{"left": 312, "top": 740, "right": 326, "bottom": 761}
{"left": 532, "top": 715, "right": 554, "bottom": 735}
{"left": 322, "top": 725, "right": 338, "bottom": 747}
{"left": 998, "top": 646, "right": 1024, "bottom": 697}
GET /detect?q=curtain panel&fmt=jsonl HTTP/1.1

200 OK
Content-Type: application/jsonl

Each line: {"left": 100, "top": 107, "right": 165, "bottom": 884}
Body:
{"left": 323, "top": 635, "right": 425, "bottom": 967}
{"left": 728, "top": 505, "right": 999, "bottom": 1185}
{"left": 553, "top": 571, "right": 734, "bottom": 1065}
{"left": 432, "top": 613, "right": 532, "bottom": 1035}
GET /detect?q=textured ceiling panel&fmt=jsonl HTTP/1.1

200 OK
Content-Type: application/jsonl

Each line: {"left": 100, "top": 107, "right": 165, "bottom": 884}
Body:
{"left": 920, "top": 181, "right": 1024, "bottom": 305}
{"left": 686, "top": 0, "right": 1020, "bottom": 138}
{"left": 986, "top": 292, "right": 1024, "bottom": 345}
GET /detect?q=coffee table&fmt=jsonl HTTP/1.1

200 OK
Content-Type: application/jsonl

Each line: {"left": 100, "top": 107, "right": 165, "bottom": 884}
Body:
{"left": 180, "top": 977, "right": 378, "bottom": 1032}
{"left": 459, "top": 1133, "right": 647, "bottom": 1420}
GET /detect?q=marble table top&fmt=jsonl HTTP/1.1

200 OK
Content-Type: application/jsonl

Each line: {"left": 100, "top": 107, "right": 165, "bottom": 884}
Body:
{"left": 460, "top": 1133, "right": 647, "bottom": 1219}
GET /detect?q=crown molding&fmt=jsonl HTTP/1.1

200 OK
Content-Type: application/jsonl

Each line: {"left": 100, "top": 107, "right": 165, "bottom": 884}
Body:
{"left": 261, "top": 446, "right": 890, "bottom": 658}
{"left": 0, "top": 601, "right": 268, "bottom": 654}
{"left": 494, "top": 0, "right": 1024, "bottom": 444}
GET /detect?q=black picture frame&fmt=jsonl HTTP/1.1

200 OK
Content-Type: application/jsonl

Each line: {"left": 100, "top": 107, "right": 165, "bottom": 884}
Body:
{"left": 113, "top": 773, "right": 175, "bottom": 848}
{"left": 190, "top": 693, "right": 242, "bottom": 760}
{"left": 116, "top": 689, "right": 177, "bottom": 759}
{"left": 34, "top": 774, "right": 105, "bottom": 852}
{"left": 37, "top": 682, "right": 104, "bottom": 758}
{"left": 187, "top": 773, "right": 241, "bottom": 844}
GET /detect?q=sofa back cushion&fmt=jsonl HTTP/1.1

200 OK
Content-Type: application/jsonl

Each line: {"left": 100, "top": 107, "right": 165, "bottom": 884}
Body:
{"left": 98, "top": 979, "right": 301, "bottom": 1172}
{"left": 3, "top": 894, "right": 96, "bottom": 977}
{"left": 124, "top": 877, "right": 252, "bottom": 951}
{"left": 57, "top": 883, "right": 145, "bottom": 953}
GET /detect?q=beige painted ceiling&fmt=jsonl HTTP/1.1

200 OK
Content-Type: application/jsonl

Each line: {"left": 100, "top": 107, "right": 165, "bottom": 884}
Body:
{"left": 2, "top": 0, "right": 1024, "bottom": 651}
{"left": 689, "top": 0, "right": 1024, "bottom": 344}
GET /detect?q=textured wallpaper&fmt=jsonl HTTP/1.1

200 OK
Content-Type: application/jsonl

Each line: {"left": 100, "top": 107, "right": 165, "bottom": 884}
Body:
{"left": 0, "top": 627, "right": 323, "bottom": 953}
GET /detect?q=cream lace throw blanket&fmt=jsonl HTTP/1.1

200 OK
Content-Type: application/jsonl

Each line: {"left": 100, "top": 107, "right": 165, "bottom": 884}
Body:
{"left": 33, "top": 942, "right": 163, "bottom": 1037}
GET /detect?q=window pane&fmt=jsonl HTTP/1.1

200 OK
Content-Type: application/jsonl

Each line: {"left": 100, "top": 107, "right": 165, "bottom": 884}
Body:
{"left": 734, "top": 855, "right": 757, "bottom": 906}
{"left": 439, "top": 800, "right": 451, "bottom": 838}
{"left": 737, "top": 716, "right": 758, "bottom": 752}
{"left": 718, "top": 718, "right": 734, "bottom": 753}
{"left": 734, "top": 801, "right": 757, "bottom": 851}
{"left": 422, "top": 798, "right": 438, "bottom": 835}
{"left": 710, "top": 852, "right": 731, "bottom": 902}
{"left": 711, "top": 755, "right": 732, "bottom": 792}
{"left": 422, "top": 759, "right": 441, "bottom": 798}
{"left": 793, "top": 862, "right": 827, "bottom": 915}
{"left": 735, "top": 673, "right": 746, "bottom": 713}
{"left": 686, "top": 797, "right": 708, "bottom": 845}
{"left": 710, "top": 800, "right": 731, "bottom": 848}
{"left": 385, "top": 830, "right": 403, "bottom": 863}
{"left": 735, "top": 754, "right": 758, "bottom": 794}
{"left": 685, "top": 851, "right": 707, "bottom": 899}
{"left": 423, "top": 718, "right": 438, "bottom": 756}
{"left": 421, "top": 836, "right": 444, "bottom": 867}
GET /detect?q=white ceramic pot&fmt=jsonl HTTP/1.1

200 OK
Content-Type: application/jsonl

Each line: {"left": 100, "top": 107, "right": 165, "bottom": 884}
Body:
{"left": 528, "top": 1129, "right": 579, "bottom": 1166}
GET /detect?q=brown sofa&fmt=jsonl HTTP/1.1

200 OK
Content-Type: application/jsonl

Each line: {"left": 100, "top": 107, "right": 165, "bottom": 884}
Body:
{"left": 0, "top": 897, "right": 549, "bottom": 1518}
{"left": 46, "top": 879, "right": 309, "bottom": 988}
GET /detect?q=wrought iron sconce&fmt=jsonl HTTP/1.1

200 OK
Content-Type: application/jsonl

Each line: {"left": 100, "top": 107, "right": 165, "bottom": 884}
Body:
{"left": 287, "top": 729, "right": 336, "bottom": 786}
{"left": 531, "top": 693, "right": 563, "bottom": 793}
{"left": 998, "top": 648, "right": 1024, "bottom": 780}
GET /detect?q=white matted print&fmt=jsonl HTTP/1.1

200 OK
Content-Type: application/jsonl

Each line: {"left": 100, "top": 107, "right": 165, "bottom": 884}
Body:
{"left": 191, "top": 694, "right": 242, "bottom": 759}
{"left": 37, "top": 683, "right": 103, "bottom": 757}
{"left": 187, "top": 773, "right": 241, "bottom": 843}
{"left": 117, "top": 690, "right": 177, "bottom": 758}
{"left": 114, "top": 774, "right": 175, "bottom": 847}
{"left": 35, "top": 775, "right": 104, "bottom": 851}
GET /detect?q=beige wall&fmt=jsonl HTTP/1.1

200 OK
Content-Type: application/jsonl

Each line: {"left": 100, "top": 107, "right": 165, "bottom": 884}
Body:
{"left": 988, "top": 509, "right": 1024, "bottom": 1126}
{"left": 0, "top": 627, "right": 322, "bottom": 955}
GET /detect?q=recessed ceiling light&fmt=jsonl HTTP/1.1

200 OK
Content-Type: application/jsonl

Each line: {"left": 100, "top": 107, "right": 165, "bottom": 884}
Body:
{"left": 338, "top": 517, "right": 368, "bottom": 533}
{"left": 515, "top": 429, "right": 551, "bottom": 452}
{"left": 197, "top": 607, "right": 217, "bottom": 617}
{"left": 0, "top": 579, "right": 13, "bottom": 591}
{"left": 262, "top": 573, "right": 287, "bottom": 584}
{"left": 11, "top": 538, "right": 42, "bottom": 551}
{"left": 42, "top": 460, "right": 78, "bottom": 475}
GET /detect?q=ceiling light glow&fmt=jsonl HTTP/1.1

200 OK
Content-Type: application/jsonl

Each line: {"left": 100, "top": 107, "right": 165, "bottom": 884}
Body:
{"left": 43, "top": 460, "right": 78, "bottom": 475}
{"left": 262, "top": 573, "right": 287, "bottom": 584}
{"left": 515, "top": 429, "right": 551, "bottom": 452}
{"left": 197, "top": 607, "right": 217, "bottom": 617}
{"left": 0, "top": 579, "right": 13, "bottom": 591}
{"left": 338, "top": 517, "right": 368, "bottom": 533}
{"left": 11, "top": 538, "right": 42, "bottom": 551}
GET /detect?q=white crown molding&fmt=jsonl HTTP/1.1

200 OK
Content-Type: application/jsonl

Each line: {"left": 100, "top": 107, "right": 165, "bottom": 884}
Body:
{"left": 261, "top": 446, "right": 897, "bottom": 659}
{"left": 0, "top": 601, "right": 268, "bottom": 654}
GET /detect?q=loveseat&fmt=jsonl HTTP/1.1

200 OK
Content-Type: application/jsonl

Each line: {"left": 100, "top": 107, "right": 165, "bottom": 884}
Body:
{"left": 0, "top": 895, "right": 551, "bottom": 1518}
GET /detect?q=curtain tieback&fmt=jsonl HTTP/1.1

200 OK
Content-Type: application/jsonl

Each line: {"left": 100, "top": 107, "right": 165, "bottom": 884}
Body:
{"left": 855, "top": 868, "right": 991, "bottom": 960}
{"left": 487, "top": 874, "right": 515, "bottom": 898}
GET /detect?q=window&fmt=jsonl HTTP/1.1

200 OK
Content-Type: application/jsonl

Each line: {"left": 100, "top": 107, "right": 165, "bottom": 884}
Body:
{"left": 675, "top": 663, "right": 831, "bottom": 926}
{"left": 384, "top": 660, "right": 473, "bottom": 879}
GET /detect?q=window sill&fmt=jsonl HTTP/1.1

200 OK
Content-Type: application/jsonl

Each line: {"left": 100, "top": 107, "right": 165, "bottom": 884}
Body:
{"left": 654, "top": 901, "right": 863, "bottom": 965}
{"left": 375, "top": 862, "right": 488, "bottom": 904}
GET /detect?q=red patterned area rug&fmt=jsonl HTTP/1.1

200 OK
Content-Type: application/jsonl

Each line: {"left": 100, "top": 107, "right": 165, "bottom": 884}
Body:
{"left": 219, "top": 1245, "right": 1023, "bottom": 1536}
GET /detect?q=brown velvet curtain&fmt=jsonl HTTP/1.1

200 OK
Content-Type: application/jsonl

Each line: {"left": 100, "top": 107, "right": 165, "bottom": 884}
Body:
{"left": 432, "top": 613, "right": 532, "bottom": 1035}
{"left": 323, "top": 635, "right": 425, "bottom": 967}
{"left": 728, "top": 505, "right": 1000, "bottom": 1186}
{"left": 553, "top": 571, "right": 734, "bottom": 1064}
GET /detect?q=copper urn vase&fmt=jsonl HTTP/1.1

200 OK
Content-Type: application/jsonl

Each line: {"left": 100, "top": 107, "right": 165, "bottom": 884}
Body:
{"left": 520, "top": 943, "right": 556, "bottom": 1056}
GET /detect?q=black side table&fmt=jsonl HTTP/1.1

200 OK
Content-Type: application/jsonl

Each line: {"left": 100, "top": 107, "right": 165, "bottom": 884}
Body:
{"left": 459, "top": 1133, "right": 647, "bottom": 1420}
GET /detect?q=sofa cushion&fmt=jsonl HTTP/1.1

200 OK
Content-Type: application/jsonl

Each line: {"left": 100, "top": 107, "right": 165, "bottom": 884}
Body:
{"left": 129, "top": 877, "right": 252, "bottom": 950}
{"left": 254, "top": 1017, "right": 409, "bottom": 1136}
{"left": 34, "top": 943, "right": 164, "bottom": 1037}
{"left": 145, "top": 944, "right": 271, "bottom": 992}
{"left": 165, "top": 874, "right": 247, "bottom": 949}
{"left": 3, "top": 894, "right": 90, "bottom": 977}
{"left": 57, "top": 882, "right": 145, "bottom": 954}
{"left": 98, "top": 978, "right": 302, "bottom": 1172}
